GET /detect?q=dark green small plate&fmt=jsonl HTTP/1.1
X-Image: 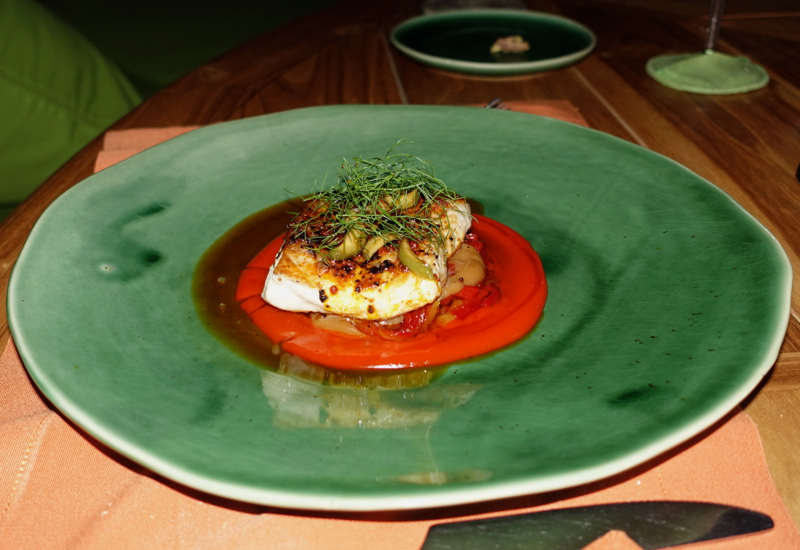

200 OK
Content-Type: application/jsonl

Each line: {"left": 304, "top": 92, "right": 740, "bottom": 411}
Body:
{"left": 391, "top": 10, "right": 596, "bottom": 75}
{"left": 7, "top": 106, "right": 791, "bottom": 511}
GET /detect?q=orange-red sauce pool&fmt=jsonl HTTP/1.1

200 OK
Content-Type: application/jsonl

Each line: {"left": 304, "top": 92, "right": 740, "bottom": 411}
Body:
{"left": 199, "top": 204, "right": 547, "bottom": 370}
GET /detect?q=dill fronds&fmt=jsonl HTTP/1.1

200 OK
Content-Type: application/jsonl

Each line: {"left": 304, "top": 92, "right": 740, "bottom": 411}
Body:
{"left": 289, "top": 144, "right": 468, "bottom": 258}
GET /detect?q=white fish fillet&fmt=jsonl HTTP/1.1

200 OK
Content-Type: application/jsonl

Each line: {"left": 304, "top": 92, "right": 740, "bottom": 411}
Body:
{"left": 263, "top": 199, "right": 471, "bottom": 320}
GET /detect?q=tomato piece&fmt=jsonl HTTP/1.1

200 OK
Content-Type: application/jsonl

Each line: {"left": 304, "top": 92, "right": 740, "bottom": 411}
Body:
{"left": 452, "top": 285, "right": 480, "bottom": 300}
{"left": 451, "top": 288, "right": 491, "bottom": 319}
{"left": 464, "top": 231, "right": 484, "bottom": 252}
{"left": 353, "top": 302, "right": 439, "bottom": 341}
{"left": 401, "top": 307, "right": 427, "bottom": 332}
{"left": 481, "top": 285, "right": 501, "bottom": 307}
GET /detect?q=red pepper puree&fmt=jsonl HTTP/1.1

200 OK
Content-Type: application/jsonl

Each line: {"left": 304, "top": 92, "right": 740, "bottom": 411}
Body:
{"left": 235, "top": 214, "right": 547, "bottom": 370}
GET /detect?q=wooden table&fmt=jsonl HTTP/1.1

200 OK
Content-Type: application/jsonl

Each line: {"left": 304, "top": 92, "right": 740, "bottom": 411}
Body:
{"left": 2, "top": 0, "right": 799, "bottom": 526}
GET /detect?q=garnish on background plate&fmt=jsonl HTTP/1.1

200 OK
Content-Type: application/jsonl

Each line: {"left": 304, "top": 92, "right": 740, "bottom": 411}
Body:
{"left": 490, "top": 35, "right": 530, "bottom": 54}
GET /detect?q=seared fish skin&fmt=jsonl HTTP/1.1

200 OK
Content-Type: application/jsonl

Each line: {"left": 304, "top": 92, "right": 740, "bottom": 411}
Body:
{"left": 263, "top": 198, "right": 471, "bottom": 320}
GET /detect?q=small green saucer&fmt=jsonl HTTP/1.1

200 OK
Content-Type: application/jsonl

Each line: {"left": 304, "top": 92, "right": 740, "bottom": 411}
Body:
{"left": 391, "top": 10, "right": 595, "bottom": 76}
{"left": 647, "top": 50, "right": 769, "bottom": 95}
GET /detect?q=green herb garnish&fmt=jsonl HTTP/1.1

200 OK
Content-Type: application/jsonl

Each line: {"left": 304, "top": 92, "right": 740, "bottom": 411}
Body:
{"left": 289, "top": 144, "right": 467, "bottom": 262}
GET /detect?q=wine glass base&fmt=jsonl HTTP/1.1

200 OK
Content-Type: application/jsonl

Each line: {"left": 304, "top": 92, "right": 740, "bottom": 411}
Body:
{"left": 646, "top": 50, "right": 769, "bottom": 95}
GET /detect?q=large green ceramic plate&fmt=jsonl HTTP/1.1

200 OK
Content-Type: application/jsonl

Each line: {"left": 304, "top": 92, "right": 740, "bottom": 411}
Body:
{"left": 8, "top": 106, "right": 791, "bottom": 511}
{"left": 391, "top": 10, "right": 596, "bottom": 76}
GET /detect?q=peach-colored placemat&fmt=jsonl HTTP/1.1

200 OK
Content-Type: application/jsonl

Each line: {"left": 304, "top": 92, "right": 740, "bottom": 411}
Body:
{"left": 92, "top": 101, "right": 587, "bottom": 173}
{"left": 496, "top": 99, "right": 589, "bottom": 127}
{"left": 4, "top": 102, "right": 798, "bottom": 549}
{"left": 95, "top": 126, "right": 201, "bottom": 172}
{"left": 2, "top": 339, "right": 796, "bottom": 549}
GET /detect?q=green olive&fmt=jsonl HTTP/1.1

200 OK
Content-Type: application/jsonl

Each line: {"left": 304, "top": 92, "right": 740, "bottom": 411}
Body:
{"left": 328, "top": 229, "right": 366, "bottom": 260}
{"left": 361, "top": 233, "right": 399, "bottom": 260}
{"left": 398, "top": 238, "right": 434, "bottom": 280}
{"left": 381, "top": 190, "right": 419, "bottom": 211}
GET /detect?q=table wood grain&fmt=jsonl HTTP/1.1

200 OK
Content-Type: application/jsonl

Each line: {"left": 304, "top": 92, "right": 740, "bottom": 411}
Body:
{"left": 2, "top": 0, "right": 798, "bottom": 526}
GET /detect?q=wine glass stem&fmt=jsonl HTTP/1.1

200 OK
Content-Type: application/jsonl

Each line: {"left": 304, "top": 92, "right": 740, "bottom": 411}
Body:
{"left": 705, "top": 0, "right": 727, "bottom": 51}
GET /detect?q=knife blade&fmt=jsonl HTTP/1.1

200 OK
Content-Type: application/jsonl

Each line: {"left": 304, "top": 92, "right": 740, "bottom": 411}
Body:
{"left": 421, "top": 501, "right": 773, "bottom": 550}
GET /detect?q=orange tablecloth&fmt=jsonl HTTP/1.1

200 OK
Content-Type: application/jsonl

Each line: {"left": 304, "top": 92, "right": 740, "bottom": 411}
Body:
{"left": 3, "top": 102, "right": 799, "bottom": 549}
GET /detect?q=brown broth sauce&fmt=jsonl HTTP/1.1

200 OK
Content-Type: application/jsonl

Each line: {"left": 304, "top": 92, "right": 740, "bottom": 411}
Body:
{"left": 192, "top": 200, "right": 299, "bottom": 371}
{"left": 192, "top": 199, "right": 486, "bottom": 384}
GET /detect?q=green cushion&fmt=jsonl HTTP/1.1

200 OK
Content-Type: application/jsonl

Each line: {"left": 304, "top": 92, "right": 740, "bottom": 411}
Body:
{"left": 0, "top": 0, "right": 141, "bottom": 211}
